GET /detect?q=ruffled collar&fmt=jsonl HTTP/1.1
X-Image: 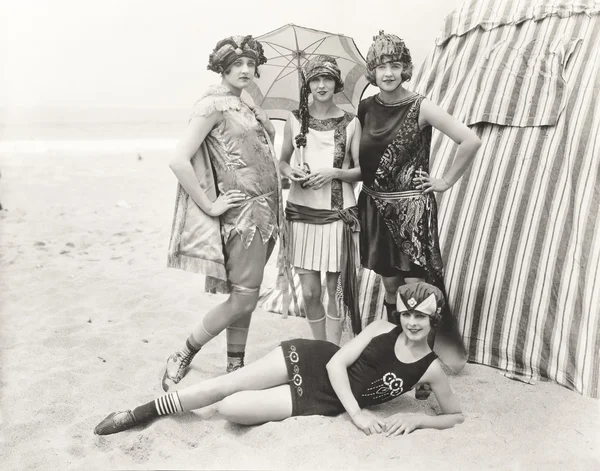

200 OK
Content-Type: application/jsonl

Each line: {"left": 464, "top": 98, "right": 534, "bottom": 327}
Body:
{"left": 200, "top": 84, "right": 242, "bottom": 101}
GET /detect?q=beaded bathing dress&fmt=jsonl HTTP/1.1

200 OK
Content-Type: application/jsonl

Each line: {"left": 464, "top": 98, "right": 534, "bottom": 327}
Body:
{"left": 357, "top": 93, "right": 444, "bottom": 286}
{"left": 280, "top": 325, "right": 437, "bottom": 416}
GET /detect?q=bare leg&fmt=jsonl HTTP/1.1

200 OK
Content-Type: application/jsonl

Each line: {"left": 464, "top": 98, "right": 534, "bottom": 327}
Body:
{"left": 218, "top": 385, "right": 293, "bottom": 425}
{"left": 161, "top": 289, "right": 261, "bottom": 391}
{"left": 163, "top": 233, "right": 272, "bottom": 390}
{"left": 95, "top": 347, "right": 290, "bottom": 435}
{"left": 297, "top": 270, "right": 326, "bottom": 341}
{"left": 325, "top": 272, "right": 342, "bottom": 345}
{"left": 178, "top": 346, "right": 289, "bottom": 410}
{"left": 193, "top": 289, "right": 259, "bottom": 344}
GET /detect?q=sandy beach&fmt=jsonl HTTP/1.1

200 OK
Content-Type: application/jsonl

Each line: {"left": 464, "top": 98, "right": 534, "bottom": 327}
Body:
{"left": 1, "top": 149, "right": 598, "bottom": 470}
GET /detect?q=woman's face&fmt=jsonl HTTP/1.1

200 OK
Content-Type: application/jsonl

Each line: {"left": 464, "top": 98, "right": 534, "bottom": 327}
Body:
{"left": 308, "top": 75, "right": 336, "bottom": 103}
{"left": 223, "top": 56, "right": 256, "bottom": 90}
{"left": 375, "top": 57, "right": 404, "bottom": 92}
{"left": 399, "top": 310, "right": 432, "bottom": 342}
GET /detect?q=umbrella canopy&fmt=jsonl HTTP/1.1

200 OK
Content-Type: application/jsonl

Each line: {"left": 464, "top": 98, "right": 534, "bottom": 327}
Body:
{"left": 244, "top": 24, "right": 369, "bottom": 121}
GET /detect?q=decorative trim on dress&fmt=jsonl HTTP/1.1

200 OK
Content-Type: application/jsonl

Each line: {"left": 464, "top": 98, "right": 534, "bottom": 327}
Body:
{"left": 286, "top": 344, "right": 304, "bottom": 397}
{"left": 331, "top": 121, "right": 347, "bottom": 210}
{"left": 362, "top": 371, "right": 405, "bottom": 401}
{"left": 291, "top": 110, "right": 354, "bottom": 132}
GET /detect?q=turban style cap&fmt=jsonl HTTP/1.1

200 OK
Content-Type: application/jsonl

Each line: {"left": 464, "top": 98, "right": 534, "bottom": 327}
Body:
{"left": 396, "top": 282, "right": 444, "bottom": 323}
{"left": 207, "top": 35, "right": 267, "bottom": 76}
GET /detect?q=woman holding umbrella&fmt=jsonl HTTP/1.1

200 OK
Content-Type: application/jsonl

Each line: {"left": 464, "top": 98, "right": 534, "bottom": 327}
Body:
{"left": 357, "top": 32, "right": 481, "bottom": 378}
{"left": 279, "top": 55, "right": 362, "bottom": 344}
{"left": 162, "top": 35, "right": 287, "bottom": 391}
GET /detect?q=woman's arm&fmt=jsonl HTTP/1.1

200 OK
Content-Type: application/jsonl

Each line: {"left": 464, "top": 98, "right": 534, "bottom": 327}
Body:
{"left": 326, "top": 320, "right": 393, "bottom": 434}
{"left": 302, "top": 119, "right": 363, "bottom": 189}
{"left": 349, "top": 118, "right": 362, "bottom": 181}
{"left": 278, "top": 117, "right": 308, "bottom": 182}
{"left": 384, "top": 359, "right": 464, "bottom": 436}
{"left": 169, "top": 112, "right": 246, "bottom": 216}
{"left": 416, "top": 99, "right": 481, "bottom": 194}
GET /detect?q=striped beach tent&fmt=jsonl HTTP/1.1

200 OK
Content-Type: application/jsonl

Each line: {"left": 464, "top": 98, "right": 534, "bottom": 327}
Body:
{"left": 410, "top": 0, "right": 600, "bottom": 398}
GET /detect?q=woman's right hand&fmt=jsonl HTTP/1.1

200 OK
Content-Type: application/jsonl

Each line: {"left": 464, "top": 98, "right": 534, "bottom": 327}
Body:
{"left": 208, "top": 190, "right": 247, "bottom": 216}
{"left": 285, "top": 165, "right": 309, "bottom": 182}
{"left": 349, "top": 409, "right": 385, "bottom": 435}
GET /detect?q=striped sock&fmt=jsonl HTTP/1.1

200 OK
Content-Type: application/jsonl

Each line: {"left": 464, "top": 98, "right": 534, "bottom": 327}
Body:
{"left": 154, "top": 392, "right": 184, "bottom": 416}
{"left": 131, "top": 392, "right": 183, "bottom": 424}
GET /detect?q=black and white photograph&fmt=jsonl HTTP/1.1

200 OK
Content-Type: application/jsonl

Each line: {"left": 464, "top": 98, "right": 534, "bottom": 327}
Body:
{"left": 1, "top": 0, "right": 599, "bottom": 469}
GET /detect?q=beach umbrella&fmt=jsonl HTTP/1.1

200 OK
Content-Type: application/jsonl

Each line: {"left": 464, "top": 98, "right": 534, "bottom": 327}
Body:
{"left": 244, "top": 24, "right": 369, "bottom": 121}
{"left": 253, "top": 24, "right": 368, "bottom": 322}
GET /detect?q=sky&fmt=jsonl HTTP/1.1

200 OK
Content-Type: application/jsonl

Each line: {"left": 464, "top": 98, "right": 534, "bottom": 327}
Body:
{"left": 0, "top": 0, "right": 466, "bottom": 124}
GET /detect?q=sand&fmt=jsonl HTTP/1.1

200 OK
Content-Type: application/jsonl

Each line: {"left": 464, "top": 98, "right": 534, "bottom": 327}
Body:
{"left": 1, "top": 150, "right": 598, "bottom": 470}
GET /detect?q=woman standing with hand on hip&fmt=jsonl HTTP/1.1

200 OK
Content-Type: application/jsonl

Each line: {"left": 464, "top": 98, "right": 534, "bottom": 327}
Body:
{"left": 357, "top": 32, "right": 481, "bottom": 373}
{"left": 163, "top": 35, "right": 285, "bottom": 391}
{"left": 279, "top": 55, "right": 362, "bottom": 344}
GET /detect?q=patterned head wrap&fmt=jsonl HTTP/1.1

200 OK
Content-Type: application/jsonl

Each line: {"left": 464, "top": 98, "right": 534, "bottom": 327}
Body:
{"left": 302, "top": 55, "right": 344, "bottom": 93}
{"left": 294, "top": 55, "right": 344, "bottom": 149}
{"left": 396, "top": 282, "right": 444, "bottom": 324}
{"left": 365, "top": 30, "right": 413, "bottom": 84}
{"left": 207, "top": 35, "right": 267, "bottom": 76}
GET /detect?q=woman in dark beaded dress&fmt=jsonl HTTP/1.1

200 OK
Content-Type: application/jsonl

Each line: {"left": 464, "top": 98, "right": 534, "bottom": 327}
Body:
{"left": 357, "top": 32, "right": 481, "bottom": 375}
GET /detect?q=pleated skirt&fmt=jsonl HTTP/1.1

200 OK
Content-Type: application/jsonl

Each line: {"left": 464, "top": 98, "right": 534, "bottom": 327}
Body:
{"left": 289, "top": 220, "right": 359, "bottom": 273}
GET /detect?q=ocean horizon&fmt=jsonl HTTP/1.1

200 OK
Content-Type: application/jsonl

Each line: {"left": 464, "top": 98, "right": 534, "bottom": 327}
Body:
{"left": 0, "top": 119, "right": 285, "bottom": 154}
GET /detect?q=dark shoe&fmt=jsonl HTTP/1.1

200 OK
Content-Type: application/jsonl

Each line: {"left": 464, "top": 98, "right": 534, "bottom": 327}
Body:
{"left": 94, "top": 410, "right": 136, "bottom": 435}
{"left": 415, "top": 384, "right": 432, "bottom": 400}
{"left": 161, "top": 351, "right": 193, "bottom": 392}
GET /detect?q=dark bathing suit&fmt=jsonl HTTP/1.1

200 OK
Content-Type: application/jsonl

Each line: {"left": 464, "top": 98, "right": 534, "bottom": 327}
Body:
{"left": 280, "top": 325, "right": 437, "bottom": 416}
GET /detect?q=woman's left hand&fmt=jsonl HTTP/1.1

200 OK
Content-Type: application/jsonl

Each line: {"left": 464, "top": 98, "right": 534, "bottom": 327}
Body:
{"left": 302, "top": 168, "right": 338, "bottom": 190}
{"left": 413, "top": 171, "right": 450, "bottom": 194}
{"left": 250, "top": 105, "right": 270, "bottom": 125}
{"left": 383, "top": 413, "right": 422, "bottom": 437}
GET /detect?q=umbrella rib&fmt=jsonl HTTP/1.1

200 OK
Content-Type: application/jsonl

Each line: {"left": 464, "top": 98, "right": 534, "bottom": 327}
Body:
{"left": 304, "top": 39, "right": 360, "bottom": 65}
{"left": 255, "top": 25, "right": 365, "bottom": 110}
{"left": 301, "top": 36, "right": 334, "bottom": 52}
{"left": 262, "top": 41, "right": 296, "bottom": 56}
{"left": 276, "top": 68, "right": 302, "bottom": 81}
{"left": 259, "top": 41, "right": 302, "bottom": 104}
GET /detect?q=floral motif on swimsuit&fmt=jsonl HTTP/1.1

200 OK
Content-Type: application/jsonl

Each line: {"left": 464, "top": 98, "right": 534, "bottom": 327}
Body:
{"left": 362, "top": 372, "right": 405, "bottom": 401}
{"left": 286, "top": 345, "right": 304, "bottom": 397}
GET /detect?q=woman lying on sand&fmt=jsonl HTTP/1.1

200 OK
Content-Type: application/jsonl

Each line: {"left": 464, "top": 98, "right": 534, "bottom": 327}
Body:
{"left": 95, "top": 282, "right": 463, "bottom": 436}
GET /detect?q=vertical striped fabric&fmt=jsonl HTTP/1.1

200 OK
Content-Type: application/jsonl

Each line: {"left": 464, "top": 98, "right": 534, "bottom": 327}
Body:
{"left": 409, "top": 0, "right": 600, "bottom": 398}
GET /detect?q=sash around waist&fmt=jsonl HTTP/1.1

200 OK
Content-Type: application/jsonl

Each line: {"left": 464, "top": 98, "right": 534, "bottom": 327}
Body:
{"left": 284, "top": 201, "right": 361, "bottom": 334}
{"left": 285, "top": 201, "right": 359, "bottom": 228}
{"left": 361, "top": 185, "right": 423, "bottom": 200}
